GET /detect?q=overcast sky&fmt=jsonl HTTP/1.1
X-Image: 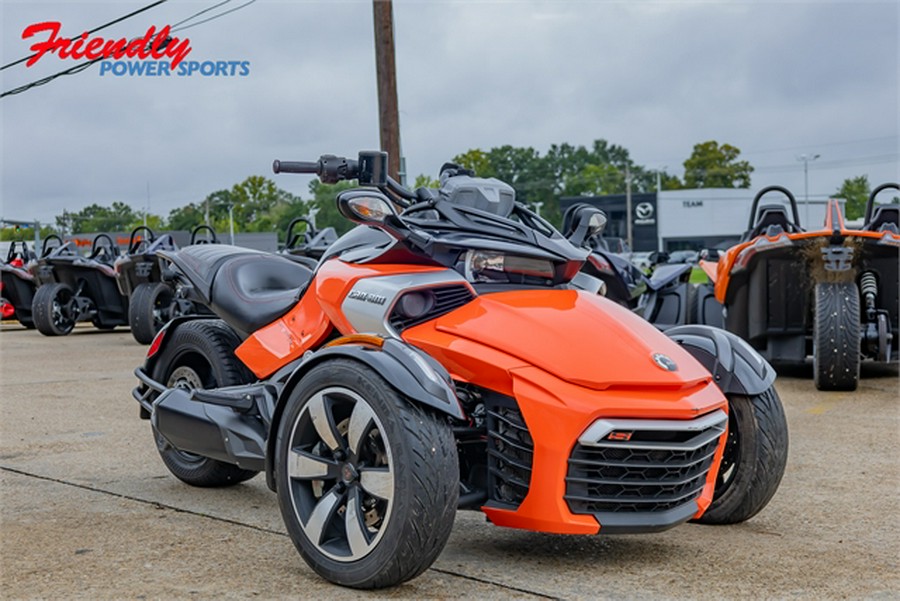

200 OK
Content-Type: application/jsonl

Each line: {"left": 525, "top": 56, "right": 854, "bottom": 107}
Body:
{"left": 1, "top": 0, "right": 897, "bottom": 226}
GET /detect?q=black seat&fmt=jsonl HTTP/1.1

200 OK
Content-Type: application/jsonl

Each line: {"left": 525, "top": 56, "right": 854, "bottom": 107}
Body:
{"left": 211, "top": 254, "right": 313, "bottom": 334}
{"left": 865, "top": 206, "right": 899, "bottom": 233}
{"left": 743, "top": 204, "right": 792, "bottom": 241}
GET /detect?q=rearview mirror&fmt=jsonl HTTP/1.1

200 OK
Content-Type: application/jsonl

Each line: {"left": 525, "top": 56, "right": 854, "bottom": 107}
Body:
{"left": 566, "top": 205, "right": 608, "bottom": 248}
{"left": 337, "top": 189, "right": 397, "bottom": 224}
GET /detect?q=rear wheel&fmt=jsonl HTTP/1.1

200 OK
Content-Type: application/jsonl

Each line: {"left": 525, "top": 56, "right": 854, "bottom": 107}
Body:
{"left": 275, "top": 360, "right": 458, "bottom": 588}
{"left": 695, "top": 387, "right": 788, "bottom": 524}
{"left": 813, "top": 281, "right": 861, "bottom": 391}
{"left": 130, "top": 282, "right": 174, "bottom": 344}
{"left": 151, "top": 319, "right": 258, "bottom": 487}
{"left": 32, "top": 283, "right": 76, "bottom": 336}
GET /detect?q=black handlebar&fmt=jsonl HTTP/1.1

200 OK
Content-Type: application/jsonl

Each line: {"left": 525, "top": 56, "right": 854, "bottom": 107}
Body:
{"left": 273, "top": 153, "right": 416, "bottom": 205}
{"left": 272, "top": 160, "right": 319, "bottom": 174}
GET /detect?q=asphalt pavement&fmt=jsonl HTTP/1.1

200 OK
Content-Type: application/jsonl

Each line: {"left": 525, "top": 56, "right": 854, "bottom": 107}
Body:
{"left": 1, "top": 323, "right": 897, "bottom": 600}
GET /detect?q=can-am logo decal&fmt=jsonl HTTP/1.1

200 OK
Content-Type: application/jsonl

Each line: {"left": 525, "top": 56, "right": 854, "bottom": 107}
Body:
{"left": 348, "top": 290, "right": 388, "bottom": 306}
{"left": 19, "top": 21, "right": 250, "bottom": 77}
{"left": 652, "top": 353, "right": 678, "bottom": 372}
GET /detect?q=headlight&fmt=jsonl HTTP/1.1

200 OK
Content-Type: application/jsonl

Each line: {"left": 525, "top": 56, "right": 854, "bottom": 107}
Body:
{"left": 462, "top": 249, "right": 555, "bottom": 284}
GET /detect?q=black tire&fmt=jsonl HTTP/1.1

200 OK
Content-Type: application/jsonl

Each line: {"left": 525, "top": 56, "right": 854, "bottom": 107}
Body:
{"left": 130, "top": 282, "right": 174, "bottom": 344}
{"left": 151, "top": 319, "right": 258, "bottom": 487}
{"left": 275, "top": 359, "right": 458, "bottom": 589}
{"left": 32, "top": 283, "right": 76, "bottom": 336}
{"left": 695, "top": 387, "right": 788, "bottom": 524}
{"left": 813, "top": 281, "right": 861, "bottom": 391}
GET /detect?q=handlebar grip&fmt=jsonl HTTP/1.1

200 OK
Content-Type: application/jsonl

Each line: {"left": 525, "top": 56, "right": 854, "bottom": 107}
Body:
{"left": 273, "top": 160, "right": 319, "bottom": 174}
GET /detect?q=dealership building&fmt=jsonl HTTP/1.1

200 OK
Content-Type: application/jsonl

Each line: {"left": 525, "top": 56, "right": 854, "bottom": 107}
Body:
{"left": 560, "top": 189, "right": 843, "bottom": 252}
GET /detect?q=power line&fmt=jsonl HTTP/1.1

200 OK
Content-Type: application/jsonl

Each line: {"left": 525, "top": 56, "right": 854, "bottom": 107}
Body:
{"left": 171, "top": 0, "right": 258, "bottom": 33}
{"left": 0, "top": 0, "right": 170, "bottom": 72}
{"left": 171, "top": 0, "right": 233, "bottom": 29}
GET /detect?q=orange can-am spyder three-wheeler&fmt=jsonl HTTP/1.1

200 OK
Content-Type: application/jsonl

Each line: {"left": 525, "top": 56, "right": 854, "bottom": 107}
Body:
{"left": 132, "top": 152, "right": 788, "bottom": 589}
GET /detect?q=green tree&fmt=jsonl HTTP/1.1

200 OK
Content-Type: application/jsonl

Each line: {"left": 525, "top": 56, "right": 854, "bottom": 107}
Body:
{"left": 57, "top": 201, "right": 139, "bottom": 234}
{"left": 834, "top": 175, "right": 870, "bottom": 220}
{"left": 167, "top": 203, "right": 209, "bottom": 232}
{"left": 413, "top": 174, "right": 440, "bottom": 189}
{"left": 308, "top": 180, "right": 358, "bottom": 236}
{"left": 0, "top": 224, "right": 55, "bottom": 242}
{"left": 683, "top": 141, "right": 753, "bottom": 188}
{"left": 562, "top": 163, "right": 625, "bottom": 196}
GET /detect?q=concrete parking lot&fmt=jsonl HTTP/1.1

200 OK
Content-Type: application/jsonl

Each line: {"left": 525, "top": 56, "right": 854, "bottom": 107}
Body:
{"left": 1, "top": 323, "right": 898, "bottom": 600}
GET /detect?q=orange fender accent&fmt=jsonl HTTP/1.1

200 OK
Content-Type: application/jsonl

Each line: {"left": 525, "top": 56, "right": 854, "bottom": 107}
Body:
{"left": 235, "top": 292, "right": 333, "bottom": 379}
{"left": 699, "top": 259, "right": 718, "bottom": 283}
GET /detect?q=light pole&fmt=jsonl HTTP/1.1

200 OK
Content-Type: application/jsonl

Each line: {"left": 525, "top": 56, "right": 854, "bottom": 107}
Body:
{"left": 797, "top": 153, "right": 820, "bottom": 225}
{"left": 531, "top": 201, "right": 544, "bottom": 218}
{"left": 625, "top": 166, "right": 633, "bottom": 249}
{"left": 228, "top": 205, "right": 236, "bottom": 245}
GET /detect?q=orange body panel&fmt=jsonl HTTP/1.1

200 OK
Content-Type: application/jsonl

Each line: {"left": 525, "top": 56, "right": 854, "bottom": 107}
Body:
{"left": 403, "top": 288, "right": 728, "bottom": 534}
{"left": 235, "top": 289, "right": 333, "bottom": 378}
{"left": 409, "top": 289, "right": 711, "bottom": 390}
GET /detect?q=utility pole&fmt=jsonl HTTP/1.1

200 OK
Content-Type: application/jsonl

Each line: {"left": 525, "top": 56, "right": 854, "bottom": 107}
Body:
{"left": 373, "top": 0, "right": 401, "bottom": 181}
{"left": 797, "top": 153, "right": 820, "bottom": 226}
{"left": 625, "top": 166, "right": 633, "bottom": 249}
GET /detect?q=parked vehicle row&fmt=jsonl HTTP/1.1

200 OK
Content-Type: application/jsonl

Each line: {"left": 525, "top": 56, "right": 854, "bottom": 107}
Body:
{"left": 3, "top": 153, "right": 894, "bottom": 590}
{"left": 4, "top": 181, "right": 897, "bottom": 394}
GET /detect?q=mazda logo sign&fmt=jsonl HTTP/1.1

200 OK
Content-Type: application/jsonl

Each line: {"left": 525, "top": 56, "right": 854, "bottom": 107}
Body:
{"left": 635, "top": 202, "right": 654, "bottom": 220}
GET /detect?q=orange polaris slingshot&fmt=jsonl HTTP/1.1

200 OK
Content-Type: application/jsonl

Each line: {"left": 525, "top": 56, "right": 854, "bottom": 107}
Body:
{"left": 696, "top": 183, "right": 899, "bottom": 391}
{"left": 132, "top": 152, "right": 788, "bottom": 589}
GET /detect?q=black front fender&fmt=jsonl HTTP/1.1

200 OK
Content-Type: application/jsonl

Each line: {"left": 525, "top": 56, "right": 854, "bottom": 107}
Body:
{"left": 666, "top": 325, "right": 776, "bottom": 396}
{"left": 264, "top": 337, "right": 463, "bottom": 491}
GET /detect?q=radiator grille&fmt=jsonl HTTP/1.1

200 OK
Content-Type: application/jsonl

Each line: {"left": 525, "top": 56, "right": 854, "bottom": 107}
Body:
{"left": 565, "top": 411, "right": 726, "bottom": 515}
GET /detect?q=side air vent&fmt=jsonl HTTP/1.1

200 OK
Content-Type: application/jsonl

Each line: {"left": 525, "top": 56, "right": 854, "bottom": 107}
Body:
{"left": 388, "top": 284, "right": 474, "bottom": 332}
{"left": 486, "top": 396, "right": 533, "bottom": 508}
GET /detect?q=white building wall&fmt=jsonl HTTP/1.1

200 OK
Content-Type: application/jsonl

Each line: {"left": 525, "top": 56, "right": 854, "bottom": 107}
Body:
{"left": 657, "top": 188, "right": 842, "bottom": 248}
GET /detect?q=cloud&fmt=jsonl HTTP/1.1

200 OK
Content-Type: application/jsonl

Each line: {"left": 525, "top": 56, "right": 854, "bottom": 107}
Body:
{"left": 1, "top": 0, "right": 897, "bottom": 226}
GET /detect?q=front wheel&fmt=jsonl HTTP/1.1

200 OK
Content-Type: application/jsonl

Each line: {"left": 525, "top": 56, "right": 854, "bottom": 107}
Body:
{"left": 695, "top": 387, "right": 788, "bottom": 524}
{"left": 32, "top": 283, "right": 76, "bottom": 336}
{"left": 151, "top": 319, "right": 258, "bottom": 487}
{"left": 813, "top": 281, "right": 861, "bottom": 391}
{"left": 130, "top": 282, "right": 174, "bottom": 344}
{"left": 275, "top": 359, "right": 458, "bottom": 589}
